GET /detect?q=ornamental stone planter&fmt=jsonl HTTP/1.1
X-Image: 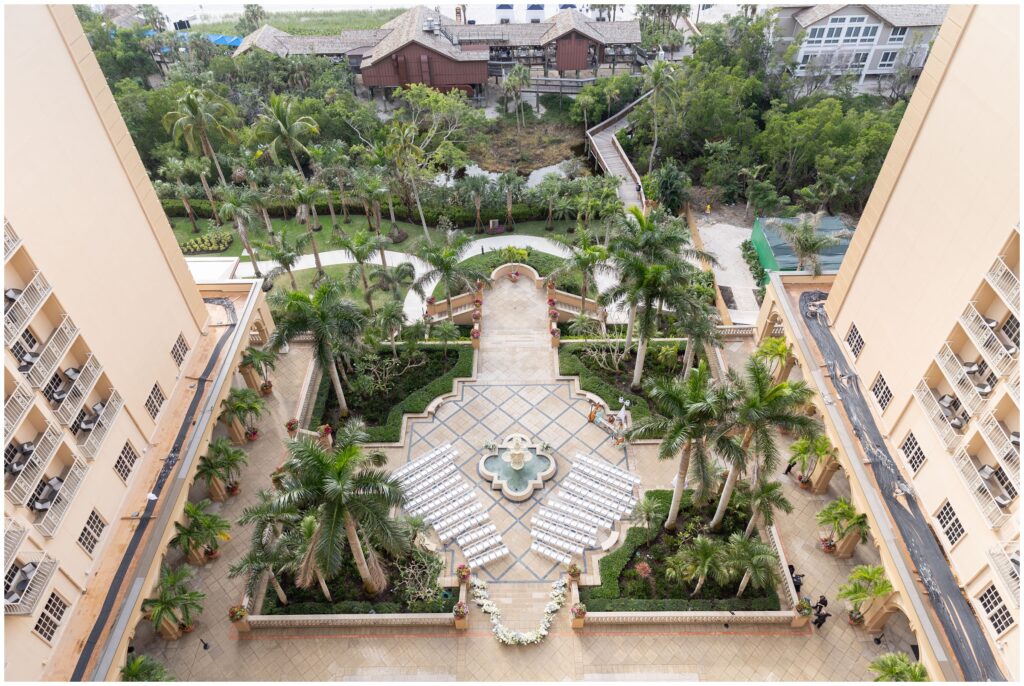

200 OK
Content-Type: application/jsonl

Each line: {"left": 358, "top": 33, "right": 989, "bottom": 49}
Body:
{"left": 231, "top": 616, "right": 251, "bottom": 632}
{"left": 570, "top": 579, "right": 585, "bottom": 629}
{"left": 791, "top": 613, "right": 811, "bottom": 628}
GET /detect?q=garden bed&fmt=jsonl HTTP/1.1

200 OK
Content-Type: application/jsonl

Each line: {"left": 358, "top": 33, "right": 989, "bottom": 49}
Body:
{"left": 431, "top": 249, "right": 593, "bottom": 299}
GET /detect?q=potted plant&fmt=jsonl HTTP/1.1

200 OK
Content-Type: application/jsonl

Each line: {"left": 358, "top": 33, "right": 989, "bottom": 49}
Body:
{"left": 548, "top": 297, "right": 556, "bottom": 307}
{"left": 472, "top": 310, "right": 482, "bottom": 321}
{"left": 473, "top": 297, "right": 483, "bottom": 307}
{"left": 509, "top": 270, "right": 520, "bottom": 283}
{"left": 838, "top": 565, "right": 893, "bottom": 630}
{"left": 551, "top": 327, "right": 560, "bottom": 337}
{"left": 567, "top": 563, "right": 581, "bottom": 581}
{"left": 475, "top": 278, "right": 483, "bottom": 290}
{"left": 228, "top": 605, "right": 248, "bottom": 623}
{"left": 796, "top": 598, "right": 813, "bottom": 616}
{"left": 171, "top": 499, "right": 231, "bottom": 566}
{"left": 471, "top": 329, "right": 481, "bottom": 339}
{"left": 453, "top": 600, "right": 469, "bottom": 629}
{"left": 245, "top": 427, "right": 259, "bottom": 442}
{"left": 220, "top": 387, "right": 266, "bottom": 445}
{"left": 455, "top": 563, "right": 471, "bottom": 584}
{"left": 226, "top": 481, "right": 240, "bottom": 497}
{"left": 549, "top": 309, "right": 559, "bottom": 320}
{"left": 195, "top": 438, "right": 248, "bottom": 502}
{"left": 570, "top": 602, "right": 586, "bottom": 628}
{"left": 142, "top": 565, "right": 205, "bottom": 641}
{"left": 847, "top": 608, "right": 865, "bottom": 625}
{"left": 816, "top": 498, "right": 859, "bottom": 555}
{"left": 546, "top": 279, "right": 555, "bottom": 291}
{"left": 242, "top": 346, "right": 277, "bottom": 396}
{"left": 285, "top": 418, "right": 299, "bottom": 438}
{"left": 797, "top": 474, "right": 812, "bottom": 489}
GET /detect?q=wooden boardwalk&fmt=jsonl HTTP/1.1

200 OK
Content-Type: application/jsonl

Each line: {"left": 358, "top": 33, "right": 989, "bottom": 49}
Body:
{"left": 586, "top": 90, "right": 651, "bottom": 210}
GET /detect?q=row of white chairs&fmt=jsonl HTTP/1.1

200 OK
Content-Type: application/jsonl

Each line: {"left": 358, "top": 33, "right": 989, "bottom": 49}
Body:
{"left": 576, "top": 453, "right": 640, "bottom": 484}
{"left": 536, "top": 507, "right": 598, "bottom": 536}
{"left": 463, "top": 534, "right": 504, "bottom": 559}
{"left": 394, "top": 445, "right": 455, "bottom": 481}
{"left": 457, "top": 523, "right": 497, "bottom": 547}
{"left": 468, "top": 545, "right": 510, "bottom": 570}
{"left": 532, "top": 516, "right": 597, "bottom": 548}
{"left": 560, "top": 481, "right": 631, "bottom": 517}
{"left": 572, "top": 461, "right": 635, "bottom": 493}
{"left": 405, "top": 476, "right": 462, "bottom": 510}
{"left": 564, "top": 473, "right": 636, "bottom": 512}
{"left": 422, "top": 491, "right": 475, "bottom": 523}
{"left": 531, "top": 540, "right": 572, "bottom": 566}
{"left": 548, "top": 498, "right": 613, "bottom": 530}
{"left": 403, "top": 462, "right": 456, "bottom": 497}
{"left": 534, "top": 530, "right": 584, "bottom": 556}
{"left": 437, "top": 508, "right": 486, "bottom": 543}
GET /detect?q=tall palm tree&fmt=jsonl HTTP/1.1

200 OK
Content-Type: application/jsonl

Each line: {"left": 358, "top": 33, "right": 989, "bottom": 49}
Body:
{"left": 374, "top": 300, "right": 406, "bottom": 358}
{"left": 496, "top": 170, "right": 525, "bottom": 227}
{"left": 641, "top": 60, "right": 678, "bottom": 174}
{"left": 736, "top": 479, "right": 793, "bottom": 538}
{"left": 142, "top": 565, "right": 205, "bottom": 639}
{"left": 867, "top": 652, "right": 928, "bottom": 681}
{"left": 232, "top": 147, "right": 275, "bottom": 234}
{"left": 269, "top": 280, "right": 366, "bottom": 417}
{"left": 257, "top": 232, "right": 310, "bottom": 290}
{"left": 157, "top": 157, "right": 201, "bottom": 233}
{"left": 724, "top": 532, "right": 778, "bottom": 597}
{"left": 386, "top": 121, "right": 432, "bottom": 243}
{"left": 121, "top": 656, "right": 174, "bottom": 682}
{"left": 196, "top": 438, "right": 249, "bottom": 501}
{"left": 754, "top": 336, "right": 793, "bottom": 383}
{"left": 790, "top": 433, "right": 836, "bottom": 480}
{"left": 162, "top": 87, "right": 237, "bottom": 185}
{"left": 665, "top": 535, "right": 729, "bottom": 596}
{"left": 228, "top": 535, "right": 292, "bottom": 607}
{"left": 338, "top": 228, "right": 388, "bottom": 315}
{"left": 458, "top": 175, "right": 489, "bottom": 233}
{"left": 769, "top": 213, "right": 841, "bottom": 276}
{"left": 307, "top": 144, "right": 341, "bottom": 231}
{"left": 536, "top": 174, "right": 564, "bottom": 230}
{"left": 290, "top": 183, "right": 325, "bottom": 277}
{"left": 351, "top": 170, "right": 392, "bottom": 264}
{"left": 551, "top": 228, "right": 610, "bottom": 316}
{"left": 281, "top": 513, "right": 335, "bottom": 601}
{"left": 273, "top": 422, "right": 409, "bottom": 594}
{"left": 189, "top": 156, "right": 222, "bottom": 226}
{"left": 255, "top": 94, "right": 320, "bottom": 179}
{"left": 709, "top": 358, "right": 817, "bottom": 530}
{"left": 216, "top": 186, "right": 263, "bottom": 277}
{"left": 368, "top": 261, "right": 416, "bottom": 302}
{"left": 414, "top": 230, "right": 490, "bottom": 321}
{"left": 628, "top": 362, "right": 738, "bottom": 527}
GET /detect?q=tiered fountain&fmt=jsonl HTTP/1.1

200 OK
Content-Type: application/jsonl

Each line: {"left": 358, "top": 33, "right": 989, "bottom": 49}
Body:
{"left": 479, "top": 433, "right": 556, "bottom": 502}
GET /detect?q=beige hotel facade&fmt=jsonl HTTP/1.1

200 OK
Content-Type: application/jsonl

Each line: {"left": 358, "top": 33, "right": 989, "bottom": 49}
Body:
{"left": 4, "top": 5, "right": 274, "bottom": 680}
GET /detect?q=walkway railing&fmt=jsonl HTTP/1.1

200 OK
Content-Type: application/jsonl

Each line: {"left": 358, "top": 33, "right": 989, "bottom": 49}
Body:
{"left": 585, "top": 90, "right": 652, "bottom": 209}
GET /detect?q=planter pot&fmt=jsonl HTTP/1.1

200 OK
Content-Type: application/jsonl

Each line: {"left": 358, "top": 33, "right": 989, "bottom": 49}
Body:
{"left": 287, "top": 429, "right": 297, "bottom": 439}
{"left": 571, "top": 616, "right": 585, "bottom": 629}
{"left": 227, "top": 484, "right": 241, "bottom": 497}
{"left": 246, "top": 429, "right": 259, "bottom": 442}
{"left": 231, "top": 617, "right": 251, "bottom": 632}
{"left": 179, "top": 623, "right": 195, "bottom": 634}
{"left": 819, "top": 539, "right": 837, "bottom": 554}
{"left": 454, "top": 616, "right": 468, "bottom": 630}
{"left": 261, "top": 382, "right": 273, "bottom": 396}
{"left": 791, "top": 613, "right": 811, "bottom": 628}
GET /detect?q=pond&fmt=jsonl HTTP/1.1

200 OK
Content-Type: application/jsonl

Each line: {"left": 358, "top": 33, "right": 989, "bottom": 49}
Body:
{"left": 434, "top": 161, "right": 570, "bottom": 189}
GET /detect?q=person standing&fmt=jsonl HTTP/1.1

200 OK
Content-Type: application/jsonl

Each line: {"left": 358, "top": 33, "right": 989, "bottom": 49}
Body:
{"left": 784, "top": 458, "right": 798, "bottom": 476}
{"left": 812, "top": 611, "right": 832, "bottom": 629}
{"left": 814, "top": 595, "right": 828, "bottom": 613}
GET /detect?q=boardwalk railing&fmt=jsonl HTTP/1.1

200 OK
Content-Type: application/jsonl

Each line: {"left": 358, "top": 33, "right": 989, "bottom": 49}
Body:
{"left": 585, "top": 89, "right": 652, "bottom": 208}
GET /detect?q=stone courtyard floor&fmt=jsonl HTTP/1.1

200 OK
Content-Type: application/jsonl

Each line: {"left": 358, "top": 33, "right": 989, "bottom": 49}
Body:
{"left": 139, "top": 277, "right": 915, "bottom": 681}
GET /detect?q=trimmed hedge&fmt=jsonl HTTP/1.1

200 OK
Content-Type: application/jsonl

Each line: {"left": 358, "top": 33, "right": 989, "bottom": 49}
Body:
{"left": 179, "top": 230, "right": 233, "bottom": 255}
{"left": 264, "top": 597, "right": 456, "bottom": 616}
{"left": 584, "top": 596, "right": 781, "bottom": 612}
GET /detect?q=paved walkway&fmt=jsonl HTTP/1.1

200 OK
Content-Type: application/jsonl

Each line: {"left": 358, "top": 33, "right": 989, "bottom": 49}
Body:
{"left": 695, "top": 219, "right": 761, "bottom": 325}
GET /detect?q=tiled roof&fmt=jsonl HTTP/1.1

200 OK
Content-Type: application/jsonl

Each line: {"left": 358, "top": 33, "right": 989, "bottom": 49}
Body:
{"left": 792, "top": 5, "right": 847, "bottom": 27}
{"left": 449, "top": 8, "right": 639, "bottom": 46}
{"left": 234, "top": 25, "right": 390, "bottom": 57}
{"left": 361, "top": 5, "right": 489, "bottom": 67}
{"left": 793, "top": 4, "right": 948, "bottom": 28}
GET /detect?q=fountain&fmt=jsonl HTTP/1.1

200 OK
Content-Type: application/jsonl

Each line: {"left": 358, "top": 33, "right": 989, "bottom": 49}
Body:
{"left": 479, "top": 433, "right": 556, "bottom": 502}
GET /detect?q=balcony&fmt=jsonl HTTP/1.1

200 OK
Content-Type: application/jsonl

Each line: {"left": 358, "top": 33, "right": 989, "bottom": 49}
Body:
{"left": 987, "top": 545, "right": 1020, "bottom": 608}
{"left": 953, "top": 448, "right": 1012, "bottom": 528}
{"left": 24, "top": 315, "right": 78, "bottom": 388}
{"left": 35, "top": 458, "right": 87, "bottom": 538}
{"left": 53, "top": 355, "right": 102, "bottom": 426}
{"left": 4, "top": 382, "right": 33, "bottom": 435}
{"left": 4, "top": 271, "right": 51, "bottom": 342}
{"left": 4, "top": 221, "right": 20, "bottom": 262}
{"left": 913, "top": 380, "right": 965, "bottom": 451}
{"left": 4, "top": 518, "right": 26, "bottom": 561}
{"left": 5, "top": 422, "right": 61, "bottom": 505}
{"left": 979, "top": 411, "right": 1020, "bottom": 488}
{"left": 985, "top": 256, "right": 1020, "bottom": 319}
{"left": 935, "top": 344, "right": 987, "bottom": 417}
{"left": 4, "top": 551, "right": 57, "bottom": 615}
{"left": 78, "top": 390, "right": 123, "bottom": 459}
{"left": 960, "top": 303, "right": 1017, "bottom": 377}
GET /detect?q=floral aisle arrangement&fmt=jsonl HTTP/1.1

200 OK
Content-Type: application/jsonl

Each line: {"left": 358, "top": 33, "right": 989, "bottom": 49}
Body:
{"left": 470, "top": 577, "right": 568, "bottom": 646}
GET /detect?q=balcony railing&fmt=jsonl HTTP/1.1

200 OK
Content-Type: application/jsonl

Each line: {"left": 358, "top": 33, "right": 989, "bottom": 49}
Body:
{"left": 4, "top": 271, "right": 51, "bottom": 342}
{"left": 986, "top": 257, "right": 1020, "bottom": 319}
{"left": 987, "top": 545, "right": 1020, "bottom": 607}
{"left": 979, "top": 411, "right": 1019, "bottom": 487}
{"left": 4, "top": 382, "right": 34, "bottom": 435}
{"left": 4, "top": 221, "right": 21, "bottom": 261}
{"left": 960, "top": 304, "right": 1017, "bottom": 377}
{"left": 4, "top": 518, "right": 26, "bottom": 561}
{"left": 25, "top": 315, "right": 78, "bottom": 388}
{"left": 79, "top": 390, "right": 123, "bottom": 459}
{"left": 953, "top": 448, "right": 1011, "bottom": 528}
{"left": 6, "top": 422, "right": 62, "bottom": 505}
{"left": 913, "top": 380, "right": 961, "bottom": 451}
{"left": 4, "top": 551, "right": 57, "bottom": 615}
{"left": 53, "top": 355, "right": 102, "bottom": 426}
{"left": 936, "top": 344, "right": 986, "bottom": 417}
{"left": 1010, "top": 364, "right": 1020, "bottom": 406}
{"left": 35, "top": 458, "right": 87, "bottom": 538}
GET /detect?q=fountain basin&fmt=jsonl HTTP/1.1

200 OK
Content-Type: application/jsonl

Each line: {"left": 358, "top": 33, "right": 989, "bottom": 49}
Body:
{"left": 478, "top": 434, "right": 557, "bottom": 502}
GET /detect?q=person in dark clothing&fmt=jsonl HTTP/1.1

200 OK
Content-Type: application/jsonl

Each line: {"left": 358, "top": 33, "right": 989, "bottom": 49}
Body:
{"left": 792, "top": 573, "right": 805, "bottom": 594}
{"left": 783, "top": 459, "right": 798, "bottom": 475}
{"left": 814, "top": 595, "right": 828, "bottom": 613}
{"left": 812, "top": 611, "right": 832, "bottom": 629}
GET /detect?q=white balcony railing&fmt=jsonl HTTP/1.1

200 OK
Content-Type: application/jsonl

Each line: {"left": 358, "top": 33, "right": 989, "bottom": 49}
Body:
{"left": 4, "top": 552, "right": 57, "bottom": 615}
{"left": 53, "top": 355, "right": 102, "bottom": 426}
{"left": 936, "top": 344, "right": 985, "bottom": 417}
{"left": 4, "top": 271, "right": 51, "bottom": 342}
{"left": 953, "top": 449, "right": 1011, "bottom": 528}
{"left": 4, "top": 518, "right": 27, "bottom": 562}
{"left": 79, "top": 390, "right": 123, "bottom": 459}
{"left": 987, "top": 545, "right": 1020, "bottom": 607}
{"left": 35, "top": 458, "right": 87, "bottom": 538}
{"left": 25, "top": 315, "right": 78, "bottom": 389}
{"left": 960, "top": 304, "right": 1017, "bottom": 377}
{"left": 986, "top": 257, "right": 1020, "bottom": 319}
{"left": 913, "top": 380, "right": 961, "bottom": 451}
{"left": 979, "top": 411, "right": 1020, "bottom": 487}
{"left": 1010, "top": 364, "right": 1020, "bottom": 406}
{"left": 4, "top": 220, "right": 21, "bottom": 261}
{"left": 6, "top": 423, "right": 62, "bottom": 505}
{"left": 4, "top": 382, "right": 34, "bottom": 435}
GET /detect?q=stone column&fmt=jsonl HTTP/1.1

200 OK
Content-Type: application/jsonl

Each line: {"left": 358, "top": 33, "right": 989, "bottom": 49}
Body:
{"left": 810, "top": 458, "right": 841, "bottom": 495}
{"left": 863, "top": 593, "right": 899, "bottom": 633}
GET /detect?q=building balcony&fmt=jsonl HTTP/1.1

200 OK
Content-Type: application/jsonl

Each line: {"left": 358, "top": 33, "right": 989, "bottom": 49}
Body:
{"left": 4, "top": 518, "right": 27, "bottom": 561}
{"left": 985, "top": 256, "right": 1020, "bottom": 319}
{"left": 913, "top": 380, "right": 966, "bottom": 451}
{"left": 23, "top": 315, "right": 78, "bottom": 389}
{"left": 960, "top": 303, "right": 1017, "bottom": 378}
{"left": 4, "top": 271, "right": 52, "bottom": 342}
{"left": 4, "top": 551, "right": 57, "bottom": 616}
{"left": 979, "top": 411, "right": 1019, "bottom": 489}
{"left": 4, "top": 220, "right": 21, "bottom": 262}
{"left": 5, "top": 421, "right": 62, "bottom": 506}
{"left": 78, "top": 390, "right": 123, "bottom": 459}
{"left": 987, "top": 544, "right": 1020, "bottom": 608}
{"left": 935, "top": 343, "right": 988, "bottom": 417}
{"left": 34, "top": 457, "right": 87, "bottom": 538}
{"left": 52, "top": 354, "right": 102, "bottom": 426}
{"left": 4, "top": 380, "right": 33, "bottom": 437}
{"left": 953, "top": 448, "right": 1012, "bottom": 528}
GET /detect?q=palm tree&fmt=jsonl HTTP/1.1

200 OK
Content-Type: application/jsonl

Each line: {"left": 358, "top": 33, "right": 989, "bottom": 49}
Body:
{"left": 432, "top": 320, "right": 460, "bottom": 359}
{"left": 121, "top": 655, "right": 174, "bottom": 681}
{"left": 386, "top": 121, "right": 432, "bottom": 243}
{"left": 768, "top": 213, "right": 841, "bottom": 276}
{"left": 710, "top": 358, "right": 817, "bottom": 531}
{"left": 816, "top": 497, "right": 869, "bottom": 553}
{"left": 754, "top": 336, "right": 793, "bottom": 383}
{"left": 839, "top": 565, "right": 894, "bottom": 622}
{"left": 158, "top": 157, "right": 201, "bottom": 233}
{"left": 414, "top": 230, "right": 490, "bottom": 322}
{"left": 232, "top": 147, "right": 275, "bottom": 234}
{"left": 665, "top": 535, "right": 729, "bottom": 596}
{"left": 281, "top": 513, "right": 335, "bottom": 601}
{"left": 215, "top": 186, "right": 263, "bottom": 278}
{"left": 257, "top": 232, "right": 309, "bottom": 290}
{"left": 269, "top": 280, "right": 366, "bottom": 418}
{"left": 220, "top": 387, "right": 266, "bottom": 440}
{"left": 628, "top": 362, "right": 738, "bottom": 528}
{"left": 641, "top": 60, "right": 678, "bottom": 174}
{"left": 338, "top": 228, "right": 388, "bottom": 315}
{"left": 868, "top": 653, "right": 928, "bottom": 682}
{"left": 242, "top": 346, "right": 277, "bottom": 387}
{"left": 255, "top": 94, "right": 320, "bottom": 179}
{"left": 273, "top": 422, "right": 410, "bottom": 594}
{"left": 368, "top": 261, "right": 416, "bottom": 302}
{"left": 630, "top": 493, "right": 667, "bottom": 542}
{"left": 536, "top": 174, "right": 564, "bottom": 230}
{"left": 551, "top": 228, "right": 609, "bottom": 316}
{"left": 142, "top": 565, "right": 205, "bottom": 639}
{"left": 496, "top": 170, "right": 525, "bottom": 227}
{"left": 162, "top": 87, "right": 237, "bottom": 185}
{"left": 290, "top": 183, "right": 326, "bottom": 277}
{"left": 171, "top": 499, "right": 231, "bottom": 565}
{"left": 736, "top": 479, "right": 793, "bottom": 538}
{"left": 229, "top": 534, "right": 293, "bottom": 607}
{"left": 374, "top": 299, "right": 406, "bottom": 358}
{"left": 307, "top": 144, "right": 341, "bottom": 230}
{"left": 724, "top": 532, "right": 778, "bottom": 597}
{"left": 459, "top": 175, "right": 489, "bottom": 233}
{"left": 789, "top": 433, "right": 836, "bottom": 481}
{"left": 196, "top": 437, "right": 249, "bottom": 501}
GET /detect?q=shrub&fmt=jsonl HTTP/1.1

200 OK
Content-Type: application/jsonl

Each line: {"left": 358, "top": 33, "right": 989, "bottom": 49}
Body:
{"left": 557, "top": 345, "right": 655, "bottom": 427}
{"left": 741, "top": 239, "right": 768, "bottom": 286}
{"left": 179, "top": 230, "right": 233, "bottom": 255}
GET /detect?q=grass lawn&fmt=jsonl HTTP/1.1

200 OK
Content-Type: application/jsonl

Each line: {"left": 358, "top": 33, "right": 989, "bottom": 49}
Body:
{"left": 287, "top": 264, "right": 409, "bottom": 311}
{"left": 191, "top": 8, "right": 404, "bottom": 35}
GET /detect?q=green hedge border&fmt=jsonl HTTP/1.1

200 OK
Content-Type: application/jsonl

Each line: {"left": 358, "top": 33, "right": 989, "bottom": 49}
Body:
{"left": 263, "top": 596, "right": 458, "bottom": 616}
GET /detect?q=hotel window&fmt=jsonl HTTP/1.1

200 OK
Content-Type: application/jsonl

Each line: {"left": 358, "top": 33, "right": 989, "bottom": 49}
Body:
{"left": 806, "top": 27, "right": 825, "bottom": 45}
{"left": 145, "top": 383, "right": 166, "bottom": 421}
{"left": 879, "top": 51, "right": 899, "bottom": 69}
{"left": 846, "top": 324, "right": 865, "bottom": 357}
{"left": 78, "top": 510, "right": 106, "bottom": 554}
{"left": 850, "top": 52, "right": 869, "bottom": 69}
{"left": 871, "top": 374, "right": 893, "bottom": 410}
{"left": 859, "top": 25, "right": 879, "bottom": 43}
{"left": 34, "top": 592, "right": 68, "bottom": 642}
{"left": 978, "top": 584, "right": 1015, "bottom": 635}
{"left": 993, "top": 466, "right": 1017, "bottom": 500}
{"left": 70, "top": 408, "right": 86, "bottom": 436}
{"left": 114, "top": 442, "right": 139, "bottom": 482}
{"left": 935, "top": 501, "right": 965, "bottom": 546}
{"left": 842, "top": 25, "right": 863, "bottom": 43}
{"left": 170, "top": 333, "right": 190, "bottom": 368}
{"left": 5, "top": 442, "right": 20, "bottom": 471}
{"left": 890, "top": 26, "right": 908, "bottom": 43}
{"left": 1001, "top": 314, "right": 1019, "bottom": 347}
{"left": 824, "top": 25, "right": 843, "bottom": 44}
{"left": 11, "top": 328, "right": 37, "bottom": 362}
{"left": 42, "top": 372, "right": 63, "bottom": 402}
{"left": 4, "top": 563, "right": 19, "bottom": 595}
{"left": 900, "top": 432, "right": 926, "bottom": 472}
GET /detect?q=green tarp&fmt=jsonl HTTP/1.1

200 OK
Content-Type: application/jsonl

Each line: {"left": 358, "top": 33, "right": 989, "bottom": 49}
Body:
{"left": 751, "top": 215, "right": 855, "bottom": 281}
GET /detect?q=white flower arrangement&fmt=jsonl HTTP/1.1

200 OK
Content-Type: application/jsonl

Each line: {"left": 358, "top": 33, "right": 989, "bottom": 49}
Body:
{"left": 467, "top": 574, "right": 569, "bottom": 646}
